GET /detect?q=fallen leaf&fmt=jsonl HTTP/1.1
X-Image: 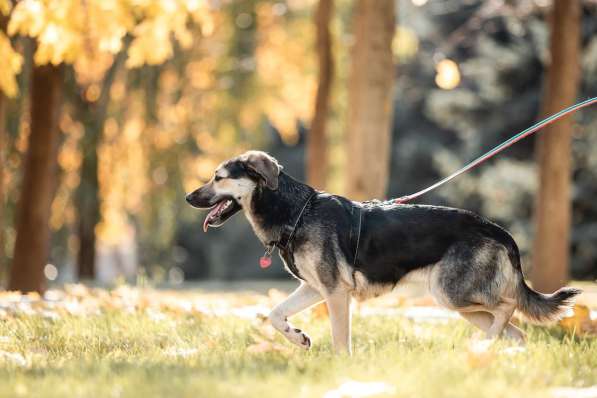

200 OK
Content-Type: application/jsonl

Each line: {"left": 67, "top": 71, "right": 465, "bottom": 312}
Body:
{"left": 466, "top": 339, "right": 495, "bottom": 368}
{"left": 64, "top": 284, "right": 89, "bottom": 298}
{"left": 25, "top": 292, "right": 41, "bottom": 301}
{"left": 323, "top": 380, "right": 396, "bottom": 398}
{"left": 164, "top": 348, "right": 200, "bottom": 358}
{"left": 559, "top": 305, "right": 596, "bottom": 335}
{"left": 0, "top": 351, "right": 27, "bottom": 366}
{"left": 501, "top": 346, "right": 526, "bottom": 356}
{"left": 551, "top": 385, "right": 597, "bottom": 398}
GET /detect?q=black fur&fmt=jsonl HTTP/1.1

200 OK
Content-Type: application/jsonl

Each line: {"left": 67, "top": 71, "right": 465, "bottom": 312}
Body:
{"left": 353, "top": 204, "right": 517, "bottom": 285}
{"left": 249, "top": 172, "right": 520, "bottom": 289}
{"left": 223, "top": 160, "right": 250, "bottom": 179}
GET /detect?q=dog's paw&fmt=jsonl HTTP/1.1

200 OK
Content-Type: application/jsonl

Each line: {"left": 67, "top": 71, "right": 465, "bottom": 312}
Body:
{"left": 300, "top": 332, "right": 311, "bottom": 350}
{"left": 287, "top": 328, "right": 312, "bottom": 350}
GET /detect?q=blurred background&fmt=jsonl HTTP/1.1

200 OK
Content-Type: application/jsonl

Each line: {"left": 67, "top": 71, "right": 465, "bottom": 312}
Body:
{"left": 0, "top": 0, "right": 595, "bottom": 294}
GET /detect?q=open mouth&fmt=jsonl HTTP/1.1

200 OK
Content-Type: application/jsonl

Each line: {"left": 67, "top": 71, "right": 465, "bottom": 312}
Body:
{"left": 203, "top": 198, "right": 242, "bottom": 232}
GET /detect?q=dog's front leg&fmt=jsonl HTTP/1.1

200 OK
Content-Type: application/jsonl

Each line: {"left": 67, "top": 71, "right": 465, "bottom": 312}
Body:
{"left": 325, "top": 289, "right": 352, "bottom": 355}
{"left": 269, "top": 283, "right": 322, "bottom": 350}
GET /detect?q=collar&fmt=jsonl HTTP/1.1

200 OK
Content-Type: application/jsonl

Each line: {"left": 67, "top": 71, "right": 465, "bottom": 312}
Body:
{"left": 269, "top": 191, "right": 317, "bottom": 252}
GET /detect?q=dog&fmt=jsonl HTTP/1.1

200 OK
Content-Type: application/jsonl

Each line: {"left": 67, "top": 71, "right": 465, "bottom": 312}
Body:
{"left": 186, "top": 150, "right": 581, "bottom": 354}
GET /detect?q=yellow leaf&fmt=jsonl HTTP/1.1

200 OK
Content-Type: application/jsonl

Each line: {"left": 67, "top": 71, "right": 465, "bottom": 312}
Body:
{"left": 0, "top": 0, "right": 11, "bottom": 15}
{"left": 7, "top": 0, "right": 46, "bottom": 37}
{"left": 174, "top": 25, "right": 193, "bottom": 49}
{"left": 0, "top": 32, "right": 23, "bottom": 97}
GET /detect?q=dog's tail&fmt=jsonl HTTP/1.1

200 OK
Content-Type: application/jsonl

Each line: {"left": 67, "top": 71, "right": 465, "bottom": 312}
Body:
{"left": 506, "top": 243, "right": 581, "bottom": 323}
{"left": 516, "top": 281, "right": 581, "bottom": 323}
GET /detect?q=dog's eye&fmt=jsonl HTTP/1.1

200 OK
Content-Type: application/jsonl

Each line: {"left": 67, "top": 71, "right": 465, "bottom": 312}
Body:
{"left": 214, "top": 175, "right": 223, "bottom": 182}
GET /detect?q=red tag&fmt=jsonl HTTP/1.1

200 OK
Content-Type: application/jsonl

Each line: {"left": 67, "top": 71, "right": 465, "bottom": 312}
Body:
{"left": 259, "top": 256, "right": 272, "bottom": 268}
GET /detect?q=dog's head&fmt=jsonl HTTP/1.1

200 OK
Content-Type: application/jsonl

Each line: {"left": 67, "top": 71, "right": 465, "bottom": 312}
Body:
{"left": 185, "top": 150, "right": 282, "bottom": 231}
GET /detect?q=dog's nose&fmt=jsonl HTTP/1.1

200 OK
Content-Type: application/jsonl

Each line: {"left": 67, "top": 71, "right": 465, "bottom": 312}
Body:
{"left": 185, "top": 193, "right": 193, "bottom": 204}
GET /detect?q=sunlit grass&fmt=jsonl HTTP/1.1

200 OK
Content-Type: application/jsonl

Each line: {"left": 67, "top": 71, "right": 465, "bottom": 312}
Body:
{"left": 0, "top": 288, "right": 595, "bottom": 398}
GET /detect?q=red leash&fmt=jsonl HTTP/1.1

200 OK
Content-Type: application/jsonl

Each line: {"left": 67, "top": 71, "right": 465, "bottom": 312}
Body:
{"left": 394, "top": 97, "right": 597, "bottom": 204}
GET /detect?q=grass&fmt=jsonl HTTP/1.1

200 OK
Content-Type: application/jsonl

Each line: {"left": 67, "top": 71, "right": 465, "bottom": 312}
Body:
{"left": 0, "top": 286, "right": 595, "bottom": 398}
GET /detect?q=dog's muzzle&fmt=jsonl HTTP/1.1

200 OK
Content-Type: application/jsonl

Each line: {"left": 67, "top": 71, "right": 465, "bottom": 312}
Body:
{"left": 185, "top": 192, "right": 196, "bottom": 205}
{"left": 186, "top": 186, "right": 242, "bottom": 232}
{"left": 185, "top": 187, "right": 214, "bottom": 208}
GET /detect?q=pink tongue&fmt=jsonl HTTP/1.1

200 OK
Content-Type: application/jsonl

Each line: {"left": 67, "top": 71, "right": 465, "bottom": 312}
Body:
{"left": 203, "top": 201, "right": 226, "bottom": 232}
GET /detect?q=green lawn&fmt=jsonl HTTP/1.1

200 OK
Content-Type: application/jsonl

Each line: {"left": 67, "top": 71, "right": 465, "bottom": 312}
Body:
{"left": 0, "top": 286, "right": 595, "bottom": 398}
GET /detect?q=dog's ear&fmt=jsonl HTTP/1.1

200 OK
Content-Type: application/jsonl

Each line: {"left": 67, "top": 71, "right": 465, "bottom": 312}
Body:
{"left": 243, "top": 151, "right": 282, "bottom": 190}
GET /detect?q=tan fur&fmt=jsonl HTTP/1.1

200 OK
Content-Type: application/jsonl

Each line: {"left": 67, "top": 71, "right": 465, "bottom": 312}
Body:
{"left": 239, "top": 193, "right": 269, "bottom": 245}
{"left": 351, "top": 272, "right": 394, "bottom": 301}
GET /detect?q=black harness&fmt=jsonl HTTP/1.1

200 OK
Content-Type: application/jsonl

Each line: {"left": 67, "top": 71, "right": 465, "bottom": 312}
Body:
{"left": 263, "top": 192, "right": 317, "bottom": 279}
{"left": 262, "top": 194, "right": 385, "bottom": 280}
{"left": 275, "top": 192, "right": 316, "bottom": 252}
{"left": 349, "top": 199, "right": 394, "bottom": 267}
{"left": 350, "top": 204, "right": 363, "bottom": 266}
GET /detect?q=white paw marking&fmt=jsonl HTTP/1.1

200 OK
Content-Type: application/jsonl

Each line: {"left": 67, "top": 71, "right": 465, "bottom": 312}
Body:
{"left": 284, "top": 326, "right": 311, "bottom": 350}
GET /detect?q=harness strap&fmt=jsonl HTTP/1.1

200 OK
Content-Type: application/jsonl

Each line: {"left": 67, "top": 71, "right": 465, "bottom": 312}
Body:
{"left": 350, "top": 205, "right": 362, "bottom": 266}
{"left": 275, "top": 192, "right": 317, "bottom": 251}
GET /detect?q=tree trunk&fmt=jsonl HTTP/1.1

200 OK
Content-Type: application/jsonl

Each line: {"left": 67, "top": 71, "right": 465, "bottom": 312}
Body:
{"left": 0, "top": 5, "right": 9, "bottom": 285}
{"left": 307, "top": 0, "right": 334, "bottom": 190}
{"left": 0, "top": 91, "right": 5, "bottom": 283}
{"left": 345, "top": 0, "right": 396, "bottom": 200}
{"left": 74, "top": 54, "right": 124, "bottom": 280}
{"left": 9, "top": 64, "right": 63, "bottom": 293}
{"left": 75, "top": 115, "right": 101, "bottom": 280}
{"left": 531, "top": 0, "right": 580, "bottom": 293}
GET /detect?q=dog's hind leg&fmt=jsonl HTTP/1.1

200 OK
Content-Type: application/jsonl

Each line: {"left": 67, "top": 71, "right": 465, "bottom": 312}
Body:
{"left": 269, "top": 283, "right": 323, "bottom": 350}
{"left": 435, "top": 241, "right": 525, "bottom": 343}
{"left": 459, "top": 311, "right": 525, "bottom": 343}
{"left": 325, "top": 288, "right": 352, "bottom": 355}
{"left": 486, "top": 299, "right": 517, "bottom": 339}
{"left": 504, "top": 322, "right": 525, "bottom": 343}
